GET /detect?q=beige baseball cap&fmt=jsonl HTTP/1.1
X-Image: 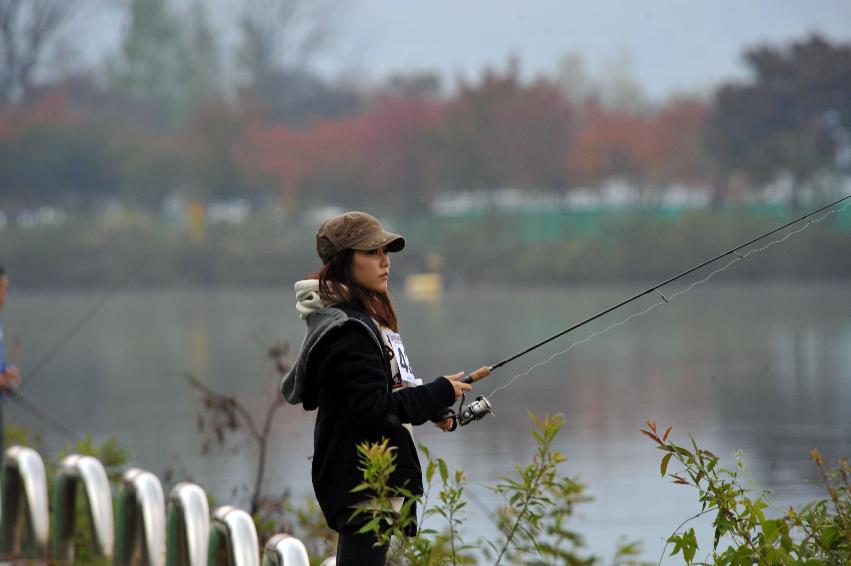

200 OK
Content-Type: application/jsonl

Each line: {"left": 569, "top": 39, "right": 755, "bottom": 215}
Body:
{"left": 316, "top": 211, "right": 405, "bottom": 264}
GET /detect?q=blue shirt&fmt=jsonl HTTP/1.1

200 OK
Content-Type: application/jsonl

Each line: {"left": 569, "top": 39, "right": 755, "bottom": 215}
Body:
{"left": 0, "top": 317, "right": 6, "bottom": 399}
{"left": 0, "top": 316, "right": 5, "bottom": 373}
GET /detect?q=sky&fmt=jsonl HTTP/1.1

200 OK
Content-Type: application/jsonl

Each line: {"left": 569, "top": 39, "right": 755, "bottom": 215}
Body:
{"left": 77, "top": 0, "right": 851, "bottom": 100}
{"left": 335, "top": 0, "right": 851, "bottom": 98}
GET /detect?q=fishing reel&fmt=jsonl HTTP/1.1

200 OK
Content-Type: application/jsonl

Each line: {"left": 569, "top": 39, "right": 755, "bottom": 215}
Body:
{"left": 440, "top": 395, "right": 494, "bottom": 431}
{"left": 437, "top": 366, "right": 495, "bottom": 431}
{"left": 458, "top": 395, "right": 494, "bottom": 426}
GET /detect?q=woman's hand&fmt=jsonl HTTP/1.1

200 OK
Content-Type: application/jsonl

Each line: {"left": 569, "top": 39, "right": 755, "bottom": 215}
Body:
{"left": 0, "top": 365, "right": 20, "bottom": 392}
{"left": 445, "top": 371, "right": 472, "bottom": 402}
{"left": 436, "top": 416, "right": 455, "bottom": 432}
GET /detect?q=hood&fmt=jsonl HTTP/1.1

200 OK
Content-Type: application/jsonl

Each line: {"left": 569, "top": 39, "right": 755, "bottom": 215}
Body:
{"left": 294, "top": 279, "right": 329, "bottom": 320}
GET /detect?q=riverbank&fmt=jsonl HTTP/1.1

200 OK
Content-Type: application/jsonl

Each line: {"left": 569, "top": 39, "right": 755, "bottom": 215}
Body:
{"left": 2, "top": 206, "right": 849, "bottom": 288}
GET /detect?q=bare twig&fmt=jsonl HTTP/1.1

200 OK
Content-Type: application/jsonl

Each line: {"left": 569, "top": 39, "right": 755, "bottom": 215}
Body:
{"left": 184, "top": 339, "right": 290, "bottom": 514}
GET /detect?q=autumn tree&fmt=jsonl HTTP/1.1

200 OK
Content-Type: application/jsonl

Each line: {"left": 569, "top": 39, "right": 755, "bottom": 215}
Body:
{"left": 186, "top": 101, "right": 267, "bottom": 201}
{"left": 651, "top": 97, "right": 710, "bottom": 188}
{"left": 242, "top": 95, "right": 444, "bottom": 210}
{"left": 430, "top": 60, "right": 574, "bottom": 192}
{"left": 706, "top": 35, "right": 851, "bottom": 208}
{"left": 0, "top": 94, "right": 119, "bottom": 209}
{"left": 568, "top": 97, "right": 709, "bottom": 198}
{"left": 568, "top": 102, "right": 651, "bottom": 191}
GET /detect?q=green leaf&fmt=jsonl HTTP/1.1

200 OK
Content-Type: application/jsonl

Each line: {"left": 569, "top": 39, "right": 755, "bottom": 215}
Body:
{"left": 661, "top": 453, "right": 673, "bottom": 477}
{"left": 356, "top": 517, "right": 382, "bottom": 534}
{"left": 682, "top": 528, "right": 698, "bottom": 563}
{"left": 425, "top": 459, "right": 436, "bottom": 482}
{"left": 438, "top": 459, "right": 449, "bottom": 483}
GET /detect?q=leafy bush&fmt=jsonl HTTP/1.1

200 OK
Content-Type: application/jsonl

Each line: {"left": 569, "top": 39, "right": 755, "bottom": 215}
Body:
{"left": 352, "top": 413, "right": 647, "bottom": 566}
{"left": 641, "top": 420, "right": 850, "bottom": 565}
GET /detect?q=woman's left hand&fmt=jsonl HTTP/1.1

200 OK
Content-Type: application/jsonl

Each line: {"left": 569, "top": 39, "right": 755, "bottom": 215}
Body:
{"left": 436, "top": 417, "right": 454, "bottom": 432}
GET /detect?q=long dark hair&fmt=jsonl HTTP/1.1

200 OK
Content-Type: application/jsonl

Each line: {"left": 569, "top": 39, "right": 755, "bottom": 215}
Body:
{"left": 310, "top": 249, "right": 399, "bottom": 331}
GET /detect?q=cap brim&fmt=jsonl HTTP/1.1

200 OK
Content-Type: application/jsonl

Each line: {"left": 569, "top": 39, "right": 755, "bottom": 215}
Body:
{"left": 350, "top": 231, "right": 406, "bottom": 253}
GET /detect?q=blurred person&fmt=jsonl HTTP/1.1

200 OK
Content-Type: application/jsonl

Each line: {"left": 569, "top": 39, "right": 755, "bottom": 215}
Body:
{"left": 281, "top": 211, "right": 472, "bottom": 565}
{"left": 0, "top": 266, "right": 22, "bottom": 460}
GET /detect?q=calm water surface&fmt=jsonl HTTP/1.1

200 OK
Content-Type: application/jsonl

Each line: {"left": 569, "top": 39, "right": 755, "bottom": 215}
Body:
{"left": 7, "top": 281, "right": 851, "bottom": 562}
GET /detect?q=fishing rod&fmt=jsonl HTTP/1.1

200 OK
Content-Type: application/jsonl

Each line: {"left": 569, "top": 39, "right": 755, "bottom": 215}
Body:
{"left": 25, "top": 254, "right": 150, "bottom": 386}
{"left": 446, "top": 194, "right": 851, "bottom": 429}
{"left": 5, "top": 254, "right": 150, "bottom": 440}
{"left": 3, "top": 336, "right": 82, "bottom": 441}
{"left": 6, "top": 388, "right": 82, "bottom": 441}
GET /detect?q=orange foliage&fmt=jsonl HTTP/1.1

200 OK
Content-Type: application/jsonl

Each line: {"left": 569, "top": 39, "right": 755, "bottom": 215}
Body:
{"left": 568, "top": 98, "right": 708, "bottom": 188}
{"left": 242, "top": 97, "right": 445, "bottom": 206}
{"left": 435, "top": 62, "right": 574, "bottom": 190}
{"left": 0, "top": 92, "right": 81, "bottom": 140}
{"left": 653, "top": 98, "right": 710, "bottom": 186}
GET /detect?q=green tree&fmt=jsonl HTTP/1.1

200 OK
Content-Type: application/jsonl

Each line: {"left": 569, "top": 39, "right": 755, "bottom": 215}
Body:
{"left": 0, "top": 116, "right": 119, "bottom": 209}
{"left": 706, "top": 35, "right": 851, "bottom": 208}
{"left": 235, "top": 0, "right": 358, "bottom": 126}
{"left": 107, "top": 0, "right": 222, "bottom": 128}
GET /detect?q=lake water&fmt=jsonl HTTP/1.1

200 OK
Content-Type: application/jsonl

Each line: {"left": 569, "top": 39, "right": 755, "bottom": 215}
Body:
{"left": 6, "top": 281, "right": 850, "bottom": 562}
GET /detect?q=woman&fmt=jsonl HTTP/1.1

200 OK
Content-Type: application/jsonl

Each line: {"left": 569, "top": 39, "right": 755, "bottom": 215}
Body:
{"left": 281, "top": 211, "right": 472, "bottom": 564}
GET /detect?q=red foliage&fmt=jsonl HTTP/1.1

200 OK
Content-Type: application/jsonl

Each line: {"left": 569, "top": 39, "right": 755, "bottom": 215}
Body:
{"left": 433, "top": 61, "right": 574, "bottom": 190}
{"left": 568, "top": 97, "right": 709, "bottom": 188}
{"left": 0, "top": 92, "right": 81, "bottom": 140}
{"left": 242, "top": 96, "right": 446, "bottom": 207}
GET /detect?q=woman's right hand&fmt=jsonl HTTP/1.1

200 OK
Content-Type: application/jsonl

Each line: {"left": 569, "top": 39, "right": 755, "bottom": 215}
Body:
{"left": 445, "top": 371, "right": 472, "bottom": 402}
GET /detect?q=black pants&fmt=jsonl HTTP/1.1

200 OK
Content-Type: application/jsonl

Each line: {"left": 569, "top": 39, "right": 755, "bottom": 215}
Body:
{"left": 334, "top": 509, "right": 389, "bottom": 566}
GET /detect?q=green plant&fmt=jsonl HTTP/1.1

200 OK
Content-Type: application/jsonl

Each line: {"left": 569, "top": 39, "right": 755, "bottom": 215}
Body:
{"left": 487, "top": 412, "right": 594, "bottom": 566}
{"left": 278, "top": 496, "right": 339, "bottom": 566}
{"left": 641, "top": 420, "right": 850, "bottom": 565}
{"left": 4, "top": 422, "right": 43, "bottom": 450}
{"left": 55, "top": 434, "right": 130, "bottom": 565}
{"left": 353, "top": 413, "right": 647, "bottom": 565}
{"left": 1, "top": 423, "right": 129, "bottom": 564}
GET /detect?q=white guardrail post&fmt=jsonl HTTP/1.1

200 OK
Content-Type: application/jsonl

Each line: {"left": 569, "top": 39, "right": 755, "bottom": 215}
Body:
{"left": 208, "top": 505, "right": 260, "bottom": 566}
{"left": 0, "top": 447, "right": 317, "bottom": 565}
{"left": 261, "top": 533, "right": 310, "bottom": 566}
{"left": 115, "top": 467, "right": 167, "bottom": 566}
{"left": 166, "top": 482, "right": 210, "bottom": 566}
{"left": 1, "top": 446, "right": 49, "bottom": 557}
{"left": 52, "top": 454, "right": 114, "bottom": 562}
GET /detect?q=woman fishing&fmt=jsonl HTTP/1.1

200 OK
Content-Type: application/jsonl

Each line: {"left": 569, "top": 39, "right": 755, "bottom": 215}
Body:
{"left": 281, "top": 211, "right": 473, "bottom": 565}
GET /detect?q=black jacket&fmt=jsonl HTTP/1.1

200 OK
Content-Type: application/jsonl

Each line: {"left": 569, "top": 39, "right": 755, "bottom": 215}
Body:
{"left": 299, "top": 304, "right": 456, "bottom": 530}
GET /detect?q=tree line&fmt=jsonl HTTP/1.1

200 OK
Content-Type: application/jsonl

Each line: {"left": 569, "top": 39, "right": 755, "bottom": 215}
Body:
{"left": 0, "top": 0, "right": 849, "bottom": 215}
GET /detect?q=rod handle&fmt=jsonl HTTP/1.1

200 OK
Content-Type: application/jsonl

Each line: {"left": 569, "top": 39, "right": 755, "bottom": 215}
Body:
{"left": 461, "top": 366, "right": 491, "bottom": 384}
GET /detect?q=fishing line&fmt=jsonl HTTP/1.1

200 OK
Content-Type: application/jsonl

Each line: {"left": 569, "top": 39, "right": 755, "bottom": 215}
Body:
{"left": 487, "top": 198, "right": 851, "bottom": 400}
{"left": 6, "top": 255, "right": 151, "bottom": 440}
{"left": 24, "top": 254, "right": 150, "bottom": 386}
{"left": 6, "top": 389, "right": 83, "bottom": 442}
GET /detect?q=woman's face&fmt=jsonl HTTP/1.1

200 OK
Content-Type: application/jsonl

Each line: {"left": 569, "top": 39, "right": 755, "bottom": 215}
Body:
{"left": 351, "top": 247, "right": 391, "bottom": 293}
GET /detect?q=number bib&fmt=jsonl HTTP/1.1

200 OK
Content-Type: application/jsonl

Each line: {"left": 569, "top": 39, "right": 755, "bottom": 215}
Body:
{"left": 385, "top": 330, "right": 421, "bottom": 386}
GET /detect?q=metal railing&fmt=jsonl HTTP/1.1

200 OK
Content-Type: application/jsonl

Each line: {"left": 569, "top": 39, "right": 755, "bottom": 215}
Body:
{"left": 167, "top": 482, "right": 210, "bottom": 566}
{"left": 208, "top": 505, "right": 260, "bottom": 566}
{"left": 115, "top": 468, "right": 167, "bottom": 566}
{"left": 0, "top": 445, "right": 333, "bottom": 564}
{"left": 52, "top": 453, "right": 115, "bottom": 561}
{"left": 1, "top": 446, "right": 49, "bottom": 557}
{"left": 262, "top": 533, "right": 310, "bottom": 566}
